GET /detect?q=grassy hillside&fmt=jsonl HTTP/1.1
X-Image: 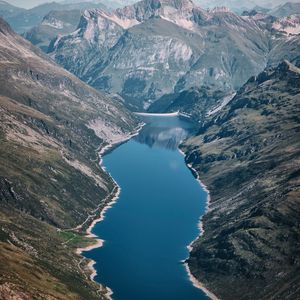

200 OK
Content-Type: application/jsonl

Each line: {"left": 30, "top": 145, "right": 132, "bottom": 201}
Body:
{"left": 0, "top": 18, "right": 137, "bottom": 299}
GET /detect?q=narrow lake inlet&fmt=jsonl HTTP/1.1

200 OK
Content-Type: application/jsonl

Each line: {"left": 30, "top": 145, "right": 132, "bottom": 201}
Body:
{"left": 83, "top": 116, "right": 210, "bottom": 300}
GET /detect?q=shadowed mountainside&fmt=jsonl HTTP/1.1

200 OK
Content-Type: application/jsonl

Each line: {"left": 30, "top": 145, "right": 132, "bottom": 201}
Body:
{"left": 181, "top": 60, "right": 300, "bottom": 300}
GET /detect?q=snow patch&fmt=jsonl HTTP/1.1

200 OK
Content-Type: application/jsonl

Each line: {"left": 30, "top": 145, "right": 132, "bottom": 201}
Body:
{"left": 42, "top": 19, "right": 65, "bottom": 29}
{"left": 207, "top": 93, "right": 236, "bottom": 116}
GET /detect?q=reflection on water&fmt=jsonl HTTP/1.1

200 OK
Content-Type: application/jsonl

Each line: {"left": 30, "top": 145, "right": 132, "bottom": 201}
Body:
{"left": 135, "top": 116, "right": 195, "bottom": 150}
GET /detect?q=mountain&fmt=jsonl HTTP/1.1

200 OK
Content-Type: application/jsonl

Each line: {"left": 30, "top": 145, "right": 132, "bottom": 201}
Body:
{"left": 270, "top": 2, "right": 300, "bottom": 17}
{"left": 195, "top": 0, "right": 257, "bottom": 14}
{"left": 268, "top": 34, "right": 300, "bottom": 67}
{"left": 0, "top": 17, "right": 138, "bottom": 299}
{"left": 271, "top": 14, "right": 300, "bottom": 35}
{"left": 181, "top": 60, "right": 300, "bottom": 299}
{"left": 195, "top": 0, "right": 300, "bottom": 13}
{"left": 49, "top": 0, "right": 277, "bottom": 111}
{"left": 60, "top": 0, "right": 136, "bottom": 9}
{"left": 3, "top": 1, "right": 108, "bottom": 33}
{"left": 24, "top": 9, "right": 82, "bottom": 51}
{"left": 0, "top": 0, "right": 25, "bottom": 18}
{"left": 148, "top": 85, "right": 234, "bottom": 122}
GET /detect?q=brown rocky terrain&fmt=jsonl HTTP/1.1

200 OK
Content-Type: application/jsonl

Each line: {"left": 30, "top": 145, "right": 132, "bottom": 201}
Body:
{"left": 181, "top": 60, "right": 300, "bottom": 299}
{"left": 0, "top": 17, "right": 138, "bottom": 299}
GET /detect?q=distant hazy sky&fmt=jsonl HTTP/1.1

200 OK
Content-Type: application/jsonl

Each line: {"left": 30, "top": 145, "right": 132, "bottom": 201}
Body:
{"left": 6, "top": 0, "right": 54, "bottom": 9}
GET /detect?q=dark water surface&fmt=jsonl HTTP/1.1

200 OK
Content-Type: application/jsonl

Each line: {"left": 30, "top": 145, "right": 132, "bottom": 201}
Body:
{"left": 84, "top": 116, "right": 209, "bottom": 300}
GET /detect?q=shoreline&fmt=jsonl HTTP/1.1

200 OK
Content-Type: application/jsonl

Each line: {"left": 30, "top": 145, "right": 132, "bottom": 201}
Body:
{"left": 178, "top": 147, "right": 219, "bottom": 300}
{"left": 134, "top": 111, "right": 179, "bottom": 117}
{"left": 75, "top": 122, "right": 145, "bottom": 298}
{"left": 184, "top": 263, "right": 219, "bottom": 300}
{"left": 76, "top": 121, "right": 218, "bottom": 300}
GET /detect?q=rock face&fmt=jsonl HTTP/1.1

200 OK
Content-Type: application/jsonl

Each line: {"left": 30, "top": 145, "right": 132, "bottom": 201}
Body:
{"left": 48, "top": 0, "right": 275, "bottom": 110}
{"left": 48, "top": 0, "right": 300, "bottom": 111}
{"left": 181, "top": 60, "right": 300, "bottom": 300}
{"left": 0, "top": 17, "right": 137, "bottom": 299}
{"left": 271, "top": 14, "right": 300, "bottom": 35}
{"left": 24, "top": 9, "right": 82, "bottom": 52}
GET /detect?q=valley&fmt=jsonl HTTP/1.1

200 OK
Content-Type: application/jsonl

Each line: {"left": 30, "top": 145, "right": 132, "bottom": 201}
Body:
{"left": 0, "top": 0, "right": 299, "bottom": 299}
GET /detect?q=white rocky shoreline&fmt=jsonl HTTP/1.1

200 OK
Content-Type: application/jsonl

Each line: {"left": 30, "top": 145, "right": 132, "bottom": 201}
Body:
{"left": 178, "top": 148, "right": 220, "bottom": 300}
{"left": 75, "top": 122, "right": 145, "bottom": 299}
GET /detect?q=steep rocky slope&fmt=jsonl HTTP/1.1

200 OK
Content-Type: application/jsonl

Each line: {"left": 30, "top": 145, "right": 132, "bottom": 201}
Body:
{"left": 49, "top": 0, "right": 277, "bottom": 111}
{"left": 24, "top": 9, "right": 82, "bottom": 52}
{"left": 271, "top": 14, "right": 300, "bottom": 35}
{"left": 0, "top": 17, "right": 138, "bottom": 299}
{"left": 181, "top": 60, "right": 300, "bottom": 299}
{"left": 2, "top": 1, "right": 108, "bottom": 33}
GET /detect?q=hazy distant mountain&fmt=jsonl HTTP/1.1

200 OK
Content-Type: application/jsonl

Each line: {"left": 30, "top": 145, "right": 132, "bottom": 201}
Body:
{"left": 0, "top": 0, "right": 25, "bottom": 17}
{"left": 195, "top": 0, "right": 300, "bottom": 13}
{"left": 270, "top": 2, "right": 300, "bottom": 17}
{"left": 60, "top": 0, "right": 136, "bottom": 9}
{"left": 24, "top": 9, "right": 82, "bottom": 51}
{"left": 2, "top": 1, "right": 108, "bottom": 33}
{"left": 48, "top": 0, "right": 300, "bottom": 111}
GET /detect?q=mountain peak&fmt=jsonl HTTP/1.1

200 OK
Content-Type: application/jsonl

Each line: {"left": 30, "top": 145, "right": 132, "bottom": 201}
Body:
{"left": 116, "top": 0, "right": 196, "bottom": 18}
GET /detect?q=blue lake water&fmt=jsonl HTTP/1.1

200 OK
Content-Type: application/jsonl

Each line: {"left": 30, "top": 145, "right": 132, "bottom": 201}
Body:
{"left": 84, "top": 116, "right": 209, "bottom": 300}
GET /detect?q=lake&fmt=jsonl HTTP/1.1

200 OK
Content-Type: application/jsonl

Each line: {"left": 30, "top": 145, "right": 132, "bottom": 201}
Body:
{"left": 84, "top": 116, "right": 210, "bottom": 300}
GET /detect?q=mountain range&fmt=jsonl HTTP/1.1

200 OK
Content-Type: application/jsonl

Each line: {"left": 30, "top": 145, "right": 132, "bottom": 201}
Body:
{"left": 24, "top": 9, "right": 82, "bottom": 51}
{"left": 0, "top": 0, "right": 108, "bottom": 33}
{"left": 195, "top": 0, "right": 300, "bottom": 13}
{"left": 270, "top": 1, "right": 300, "bottom": 16}
{"left": 47, "top": 0, "right": 300, "bottom": 111}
